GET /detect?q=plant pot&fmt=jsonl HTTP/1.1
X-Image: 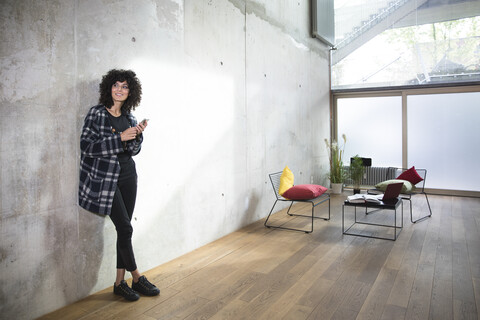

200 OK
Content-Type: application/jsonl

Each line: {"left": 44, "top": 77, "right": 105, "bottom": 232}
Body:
{"left": 331, "top": 183, "right": 343, "bottom": 194}
{"left": 353, "top": 188, "right": 361, "bottom": 194}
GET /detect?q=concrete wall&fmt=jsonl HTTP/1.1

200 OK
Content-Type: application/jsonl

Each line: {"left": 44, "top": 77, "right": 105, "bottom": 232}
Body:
{"left": 0, "top": 0, "right": 331, "bottom": 318}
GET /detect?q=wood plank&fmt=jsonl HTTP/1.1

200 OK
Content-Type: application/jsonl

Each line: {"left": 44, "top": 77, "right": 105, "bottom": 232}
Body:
{"left": 168, "top": 263, "right": 238, "bottom": 293}
{"left": 357, "top": 267, "right": 398, "bottom": 320}
{"left": 383, "top": 221, "right": 415, "bottom": 270}
{"left": 237, "top": 272, "right": 302, "bottom": 319}
{"left": 381, "top": 304, "right": 406, "bottom": 320}
{"left": 386, "top": 221, "right": 428, "bottom": 308}
{"left": 430, "top": 279, "right": 453, "bottom": 320}
{"left": 405, "top": 205, "right": 439, "bottom": 319}
{"left": 305, "top": 279, "right": 364, "bottom": 319}
{"left": 319, "top": 236, "right": 370, "bottom": 281}
{"left": 355, "top": 238, "right": 394, "bottom": 285}
{"left": 453, "top": 299, "right": 477, "bottom": 320}
{"left": 234, "top": 240, "right": 327, "bottom": 319}
{"left": 430, "top": 196, "right": 453, "bottom": 320}
{"left": 333, "top": 280, "right": 372, "bottom": 315}
{"left": 404, "top": 263, "right": 435, "bottom": 319}
{"left": 238, "top": 240, "right": 318, "bottom": 303}
{"left": 208, "top": 298, "right": 249, "bottom": 320}
{"left": 183, "top": 271, "right": 263, "bottom": 319}
{"left": 296, "top": 277, "right": 335, "bottom": 309}
{"left": 451, "top": 197, "right": 478, "bottom": 319}
{"left": 259, "top": 250, "right": 342, "bottom": 319}
{"left": 143, "top": 291, "right": 210, "bottom": 320}
{"left": 330, "top": 307, "right": 360, "bottom": 320}
{"left": 281, "top": 304, "right": 314, "bottom": 320}
{"left": 461, "top": 197, "right": 480, "bottom": 279}
{"left": 473, "top": 277, "right": 480, "bottom": 320}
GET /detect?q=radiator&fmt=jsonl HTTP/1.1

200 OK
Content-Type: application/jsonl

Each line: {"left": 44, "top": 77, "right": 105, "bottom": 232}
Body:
{"left": 343, "top": 166, "right": 394, "bottom": 187}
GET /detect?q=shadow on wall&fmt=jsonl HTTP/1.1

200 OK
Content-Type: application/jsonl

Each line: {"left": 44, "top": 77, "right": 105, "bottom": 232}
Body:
{"left": 75, "top": 79, "right": 108, "bottom": 299}
{"left": 76, "top": 209, "right": 106, "bottom": 296}
{"left": 0, "top": 79, "right": 107, "bottom": 320}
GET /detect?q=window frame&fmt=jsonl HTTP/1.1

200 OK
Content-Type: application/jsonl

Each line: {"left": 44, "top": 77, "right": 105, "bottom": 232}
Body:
{"left": 332, "top": 84, "right": 480, "bottom": 197}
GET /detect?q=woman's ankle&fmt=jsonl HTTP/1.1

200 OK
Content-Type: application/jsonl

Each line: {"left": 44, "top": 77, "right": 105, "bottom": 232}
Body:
{"left": 116, "top": 268, "right": 126, "bottom": 286}
{"left": 131, "top": 269, "right": 141, "bottom": 283}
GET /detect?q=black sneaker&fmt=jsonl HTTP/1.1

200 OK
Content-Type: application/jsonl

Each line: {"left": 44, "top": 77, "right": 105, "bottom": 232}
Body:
{"left": 132, "top": 276, "right": 160, "bottom": 296}
{"left": 114, "top": 280, "right": 140, "bottom": 301}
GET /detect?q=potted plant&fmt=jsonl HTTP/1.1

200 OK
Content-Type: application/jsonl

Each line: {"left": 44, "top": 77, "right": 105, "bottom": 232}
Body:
{"left": 350, "top": 155, "right": 365, "bottom": 194}
{"left": 324, "top": 134, "right": 347, "bottom": 194}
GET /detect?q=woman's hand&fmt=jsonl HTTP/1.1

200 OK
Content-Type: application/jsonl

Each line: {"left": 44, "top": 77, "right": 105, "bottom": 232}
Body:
{"left": 120, "top": 127, "right": 139, "bottom": 141}
{"left": 135, "top": 120, "right": 148, "bottom": 136}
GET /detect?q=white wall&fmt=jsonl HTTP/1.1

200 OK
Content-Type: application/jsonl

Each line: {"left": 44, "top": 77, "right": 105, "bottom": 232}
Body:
{"left": 0, "top": 0, "right": 331, "bottom": 318}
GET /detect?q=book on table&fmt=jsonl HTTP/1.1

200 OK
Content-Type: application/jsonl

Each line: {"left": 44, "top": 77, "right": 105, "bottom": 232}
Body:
{"left": 346, "top": 182, "right": 404, "bottom": 205}
{"left": 347, "top": 194, "right": 383, "bottom": 204}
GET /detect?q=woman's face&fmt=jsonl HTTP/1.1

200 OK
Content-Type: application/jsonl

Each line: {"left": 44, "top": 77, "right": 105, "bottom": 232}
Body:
{"left": 111, "top": 81, "right": 130, "bottom": 104}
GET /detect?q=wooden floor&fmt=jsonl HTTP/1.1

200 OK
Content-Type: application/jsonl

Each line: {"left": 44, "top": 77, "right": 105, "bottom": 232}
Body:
{"left": 39, "top": 194, "right": 480, "bottom": 320}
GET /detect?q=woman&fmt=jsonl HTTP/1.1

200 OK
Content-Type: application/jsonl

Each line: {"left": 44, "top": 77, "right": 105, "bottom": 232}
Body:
{"left": 79, "top": 69, "right": 159, "bottom": 301}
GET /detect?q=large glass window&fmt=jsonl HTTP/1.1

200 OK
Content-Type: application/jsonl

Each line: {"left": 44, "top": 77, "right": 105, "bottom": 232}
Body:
{"left": 407, "top": 92, "right": 480, "bottom": 191}
{"left": 332, "top": 0, "right": 480, "bottom": 90}
{"left": 335, "top": 89, "right": 480, "bottom": 193}
{"left": 337, "top": 96, "right": 402, "bottom": 167}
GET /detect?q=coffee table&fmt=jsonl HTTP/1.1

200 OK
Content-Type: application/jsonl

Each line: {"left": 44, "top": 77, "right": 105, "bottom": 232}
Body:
{"left": 342, "top": 197, "right": 403, "bottom": 241}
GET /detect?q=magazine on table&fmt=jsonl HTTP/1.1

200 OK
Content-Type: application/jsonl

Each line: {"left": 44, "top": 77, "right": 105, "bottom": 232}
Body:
{"left": 346, "top": 193, "right": 384, "bottom": 204}
{"left": 347, "top": 183, "right": 404, "bottom": 205}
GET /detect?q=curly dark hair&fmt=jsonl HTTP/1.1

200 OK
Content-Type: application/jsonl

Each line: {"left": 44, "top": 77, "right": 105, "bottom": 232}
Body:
{"left": 98, "top": 69, "right": 142, "bottom": 113}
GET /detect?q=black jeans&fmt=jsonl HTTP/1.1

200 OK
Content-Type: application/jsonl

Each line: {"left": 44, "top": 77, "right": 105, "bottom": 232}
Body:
{"left": 109, "top": 160, "right": 138, "bottom": 272}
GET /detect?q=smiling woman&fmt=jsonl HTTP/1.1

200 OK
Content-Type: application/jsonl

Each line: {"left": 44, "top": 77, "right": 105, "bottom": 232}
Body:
{"left": 111, "top": 81, "right": 130, "bottom": 107}
{"left": 99, "top": 69, "right": 142, "bottom": 114}
{"left": 79, "top": 69, "right": 159, "bottom": 302}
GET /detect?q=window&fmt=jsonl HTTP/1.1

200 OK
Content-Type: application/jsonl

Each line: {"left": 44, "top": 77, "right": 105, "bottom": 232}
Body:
{"left": 337, "top": 96, "right": 402, "bottom": 167}
{"left": 334, "top": 88, "right": 480, "bottom": 194}
{"left": 332, "top": 1, "right": 480, "bottom": 90}
{"left": 407, "top": 91, "right": 480, "bottom": 191}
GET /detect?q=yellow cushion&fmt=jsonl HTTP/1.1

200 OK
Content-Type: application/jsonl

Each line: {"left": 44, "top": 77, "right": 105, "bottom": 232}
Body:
{"left": 279, "top": 166, "right": 294, "bottom": 196}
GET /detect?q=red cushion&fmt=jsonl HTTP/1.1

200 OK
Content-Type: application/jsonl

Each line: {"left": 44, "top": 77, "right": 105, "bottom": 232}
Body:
{"left": 397, "top": 166, "right": 423, "bottom": 185}
{"left": 282, "top": 184, "right": 328, "bottom": 200}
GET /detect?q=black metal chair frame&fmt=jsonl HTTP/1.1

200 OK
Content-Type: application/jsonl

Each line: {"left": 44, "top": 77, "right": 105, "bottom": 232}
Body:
{"left": 264, "top": 171, "right": 331, "bottom": 233}
{"left": 368, "top": 167, "right": 432, "bottom": 223}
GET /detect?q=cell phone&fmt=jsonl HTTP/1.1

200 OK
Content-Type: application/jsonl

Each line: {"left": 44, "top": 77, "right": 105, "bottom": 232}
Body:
{"left": 140, "top": 118, "right": 149, "bottom": 125}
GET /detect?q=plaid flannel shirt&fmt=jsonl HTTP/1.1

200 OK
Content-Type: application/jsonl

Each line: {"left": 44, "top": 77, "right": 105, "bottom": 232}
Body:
{"left": 78, "top": 105, "right": 142, "bottom": 215}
